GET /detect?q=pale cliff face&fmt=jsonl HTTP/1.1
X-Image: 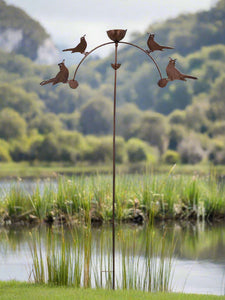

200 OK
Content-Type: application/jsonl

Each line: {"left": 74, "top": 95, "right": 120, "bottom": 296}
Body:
{"left": 0, "top": 28, "right": 59, "bottom": 65}
{"left": 35, "top": 38, "right": 60, "bottom": 65}
{"left": 0, "top": 28, "right": 23, "bottom": 52}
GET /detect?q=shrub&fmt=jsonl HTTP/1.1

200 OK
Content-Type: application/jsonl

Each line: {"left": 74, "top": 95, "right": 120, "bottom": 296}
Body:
{"left": 168, "top": 125, "right": 186, "bottom": 150}
{"left": 0, "top": 140, "right": 11, "bottom": 162}
{"left": 138, "top": 111, "right": 168, "bottom": 155}
{"left": 168, "top": 109, "right": 186, "bottom": 125}
{"left": 126, "top": 138, "right": 147, "bottom": 162}
{"left": 126, "top": 138, "right": 158, "bottom": 163}
{"left": 208, "top": 139, "right": 225, "bottom": 164}
{"left": 83, "top": 136, "right": 127, "bottom": 164}
{"left": 178, "top": 136, "right": 206, "bottom": 164}
{"left": 162, "top": 150, "right": 180, "bottom": 164}
{"left": 208, "top": 121, "right": 225, "bottom": 137}
{"left": 0, "top": 108, "right": 27, "bottom": 140}
{"left": 10, "top": 140, "right": 29, "bottom": 161}
{"left": 79, "top": 97, "right": 112, "bottom": 135}
{"left": 169, "top": 109, "right": 186, "bottom": 124}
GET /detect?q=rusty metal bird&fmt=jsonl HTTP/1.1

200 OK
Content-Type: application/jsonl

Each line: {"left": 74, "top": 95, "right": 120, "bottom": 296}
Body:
{"left": 62, "top": 35, "right": 87, "bottom": 54}
{"left": 166, "top": 57, "right": 198, "bottom": 81}
{"left": 40, "top": 60, "right": 69, "bottom": 86}
{"left": 147, "top": 33, "right": 173, "bottom": 53}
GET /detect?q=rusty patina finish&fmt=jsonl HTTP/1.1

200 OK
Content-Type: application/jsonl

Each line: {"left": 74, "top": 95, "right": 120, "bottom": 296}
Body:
{"left": 63, "top": 35, "right": 87, "bottom": 54}
{"left": 40, "top": 28, "right": 199, "bottom": 291}
{"left": 107, "top": 29, "right": 127, "bottom": 42}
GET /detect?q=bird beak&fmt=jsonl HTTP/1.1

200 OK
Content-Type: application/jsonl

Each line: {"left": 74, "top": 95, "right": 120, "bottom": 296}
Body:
{"left": 83, "top": 34, "right": 86, "bottom": 38}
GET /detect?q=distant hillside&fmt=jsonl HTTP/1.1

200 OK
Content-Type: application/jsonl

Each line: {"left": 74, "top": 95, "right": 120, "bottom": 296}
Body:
{"left": 0, "top": 1, "right": 225, "bottom": 165}
{"left": 0, "top": 0, "right": 59, "bottom": 64}
{"left": 88, "top": 0, "right": 225, "bottom": 113}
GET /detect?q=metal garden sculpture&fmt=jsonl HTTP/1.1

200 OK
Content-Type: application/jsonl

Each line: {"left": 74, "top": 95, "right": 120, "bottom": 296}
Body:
{"left": 40, "top": 29, "right": 197, "bottom": 290}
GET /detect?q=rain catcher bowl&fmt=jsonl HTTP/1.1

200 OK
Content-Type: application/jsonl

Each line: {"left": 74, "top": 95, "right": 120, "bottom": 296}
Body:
{"left": 107, "top": 29, "right": 127, "bottom": 42}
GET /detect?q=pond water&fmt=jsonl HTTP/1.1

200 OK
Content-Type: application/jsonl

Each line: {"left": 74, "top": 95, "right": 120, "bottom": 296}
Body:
{"left": 0, "top": 222, "right": 225, "bottom": 295}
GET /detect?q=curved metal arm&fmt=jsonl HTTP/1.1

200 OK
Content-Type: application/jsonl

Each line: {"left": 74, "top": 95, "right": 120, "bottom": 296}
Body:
{"left": 72, "top": 41, "right": 163, "bottom": 80}
{"left": 73, "top": 42, "right": 114, "bottom": 80}
{"left": 119, "top": 41, "right": 162, "bottom": 79}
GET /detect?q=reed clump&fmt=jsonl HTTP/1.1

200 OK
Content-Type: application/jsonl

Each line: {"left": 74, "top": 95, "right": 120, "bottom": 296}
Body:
{"left": 29, "top": 225, "right": 174, "bottom": 291}
{"left": 0, "top": 172, "right": 225, "bottom": 226}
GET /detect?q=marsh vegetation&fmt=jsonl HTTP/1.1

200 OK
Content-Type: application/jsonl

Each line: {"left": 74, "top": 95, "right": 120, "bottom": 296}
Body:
{"left": 0, "top": 172, "right": 225, "bottom": 226}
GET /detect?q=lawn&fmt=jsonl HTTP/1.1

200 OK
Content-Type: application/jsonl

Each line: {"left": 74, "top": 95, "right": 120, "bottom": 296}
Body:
{"left": 0, "top": 282, "right": 224, "bottom": 300}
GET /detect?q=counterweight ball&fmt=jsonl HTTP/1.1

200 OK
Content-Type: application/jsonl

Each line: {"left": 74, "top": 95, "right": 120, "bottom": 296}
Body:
{"left": 158, "top": 78, "right": 168, "bottom": 88}
{"left": 69, "top": 80, "right": 79, "bottom": 89}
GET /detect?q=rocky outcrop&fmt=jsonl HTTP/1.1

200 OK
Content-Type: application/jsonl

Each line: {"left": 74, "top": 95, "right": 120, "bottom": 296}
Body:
{"left": 0, "top": 0, "right": 59, "bottom": 64}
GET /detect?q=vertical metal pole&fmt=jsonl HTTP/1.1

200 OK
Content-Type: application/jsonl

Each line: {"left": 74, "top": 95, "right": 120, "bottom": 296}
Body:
{"left": 112, "top": 41, "right": 118, "bottom": 290}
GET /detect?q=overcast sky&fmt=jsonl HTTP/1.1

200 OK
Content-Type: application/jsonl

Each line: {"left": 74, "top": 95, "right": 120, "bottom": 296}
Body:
{"left": 5, "top": 0, "right": 214, "bottom": 57}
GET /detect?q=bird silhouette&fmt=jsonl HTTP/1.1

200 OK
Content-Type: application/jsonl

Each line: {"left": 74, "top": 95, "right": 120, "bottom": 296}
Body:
{"left": 40, "top": 60, "right": 69, "bottom": 86}
{"left": 147, "top": 33, "right": 174, "bottom": 53}
{"left": 62, "top": 35, "right": 87, "bottom": 54}
{"left": 166, "top": 57, "right": 198, "bottom": 81}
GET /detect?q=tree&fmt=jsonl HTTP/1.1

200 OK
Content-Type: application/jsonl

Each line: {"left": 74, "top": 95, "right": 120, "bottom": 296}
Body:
{"left": 162, "top": 150, "right": 180, "bottom": 164}
{"left": 29, "top": 113, "right": 63, "bottom": 134}
{"left": 0, "top": 108, "right": 27, "bottom": 140}
{"left": 36, "top": 134, "right": 61, "bottom": 161}
{"left": 138, "top": 111, "right": 168, "bottom": 155}
{"left": 185, "top": 99, "right": 210, "bottom": 133}
{"left": 59, "top": 112, "right": 80, "bottom": 131}
{"left": 208, "top": 76, "right": 225, "bottom": 121}
{"left": 178, "top": 135, "right": 206, "bottom": 164}
{"left": 83, "top": 136, "right": 127, "bottom": 163}
{"left": 117, "top": 103, "right": 142, "bottom": 140}
{"left": 168, "top": 109, "right": 186, "bottom": 125}
{"left": 126, "top": 138, "right": 158, "bottom": 163}
{"left": 0, "top": 139, "right": 11, "bottom": 162}
{"left": 156, "top": 83, "right": 192, "bottom": 115}
{"left": 168, "top": 125, "right": 186, "bottom": 151}
{"left": 79, "top": 97, "right": 112, "bottom": 135}
{"left": 0, "top": 83, "right": 44, "bottom": 120}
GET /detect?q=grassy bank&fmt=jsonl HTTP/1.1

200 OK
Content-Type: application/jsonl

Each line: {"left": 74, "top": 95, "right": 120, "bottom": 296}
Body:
{"left": 0, "top": 282, "right": 224, "bottom": 300}
{"left": 0, "top": 173, "right": 225, "bottom": 224}
{"left": 1, "top": 172, "right": 225, "bottom": 225}
{"left": 1, "top": 162, "right": 225, "bottom": 179}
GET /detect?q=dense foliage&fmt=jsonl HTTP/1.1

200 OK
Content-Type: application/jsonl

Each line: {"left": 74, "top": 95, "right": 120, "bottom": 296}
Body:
{"left": 0, "top": 0, "right": 225, "bottom": 165}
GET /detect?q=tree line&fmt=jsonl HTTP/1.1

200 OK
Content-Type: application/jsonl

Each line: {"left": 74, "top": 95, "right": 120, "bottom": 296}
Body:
{"left": 0, "top": 1, "right": 225, "bottom": 165}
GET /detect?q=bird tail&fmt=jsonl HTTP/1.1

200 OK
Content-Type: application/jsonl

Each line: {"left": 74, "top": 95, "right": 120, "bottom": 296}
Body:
{"left": 40, "top": 78, "right": 54, "bottom": 86}
{"left": 162, "top": 46, "right": 174, "bottom": 50}
{"left": 62, "top": 48, "right": 73, "bottom": 52}
{"left": 183, "top": 74, "right": 198, "bottom": 80}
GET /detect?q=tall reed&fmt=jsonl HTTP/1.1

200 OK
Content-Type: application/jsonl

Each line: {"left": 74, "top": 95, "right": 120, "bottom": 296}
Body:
{"left": 1, "top": 172, "right": 225, "bottom": 224}
{"left": 29, "top": 224, "right": 175, "bottom": 291}
{"left": 30, "top": 227, "right": 83, "bottom": 286}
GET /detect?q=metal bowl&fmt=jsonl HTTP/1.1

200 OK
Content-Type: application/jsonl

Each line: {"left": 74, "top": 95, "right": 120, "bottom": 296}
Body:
{"left": 107, "top": 29, "right": 127, "bottom": 42}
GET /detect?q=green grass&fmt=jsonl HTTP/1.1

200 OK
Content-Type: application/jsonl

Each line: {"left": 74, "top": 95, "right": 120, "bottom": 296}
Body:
{"left": 1, "top": 171, "right": 225, "bottom": 224}
{"left": 1, "top": 162, "right": 225, "bottom": 179}
{"left": 0, "top": 282, "right": 224, "bottom": 300}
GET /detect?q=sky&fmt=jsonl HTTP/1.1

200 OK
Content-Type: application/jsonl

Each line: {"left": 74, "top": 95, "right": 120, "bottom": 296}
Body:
{"left": 5, "top": 0, "right": 215, "bottom": 57}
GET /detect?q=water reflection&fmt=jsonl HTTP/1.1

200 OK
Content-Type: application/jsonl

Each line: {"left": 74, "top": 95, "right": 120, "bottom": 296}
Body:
{"left": 0, "top": 222, "right": 224, "bottom": 294}
{"left": 0, "top": 179, "right": 57, "bottom": 197}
